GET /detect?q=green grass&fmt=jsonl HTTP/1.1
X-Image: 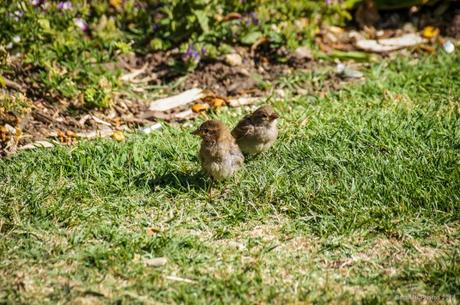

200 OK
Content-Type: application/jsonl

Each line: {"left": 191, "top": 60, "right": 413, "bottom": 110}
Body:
{"left": 1, "top": 53, "right": 460, "bottom": 304}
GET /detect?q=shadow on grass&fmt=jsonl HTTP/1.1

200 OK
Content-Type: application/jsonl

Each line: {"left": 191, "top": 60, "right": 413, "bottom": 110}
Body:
{"left": 243, "top": 154, "right": 259, "bottom": 163}
{"left": 141, "top": 170, "right": 210, "bottom": 193}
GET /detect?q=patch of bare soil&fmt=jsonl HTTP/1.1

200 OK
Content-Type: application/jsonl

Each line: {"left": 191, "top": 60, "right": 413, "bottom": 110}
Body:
{"left": 446, "top": 9, "right": 460, "bottom": 39}
{"left": 2, "top": 5, "right": 459, "bottom": 156}
{"left": 179, "top": 48, "right": 316, "bottom": 97}
{"left": 1, "top": 46, "right": 327, "bottom": 156}
{"left": 116, "top": 44, "right": 320, "bottom": 98}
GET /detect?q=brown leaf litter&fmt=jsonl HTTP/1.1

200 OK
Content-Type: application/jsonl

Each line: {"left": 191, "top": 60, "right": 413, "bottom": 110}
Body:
{"left": 1, "top": 45, "right": 322, "bottom": 156}
{"left": 2, "top": 7, "right": 459, "bottom": 156}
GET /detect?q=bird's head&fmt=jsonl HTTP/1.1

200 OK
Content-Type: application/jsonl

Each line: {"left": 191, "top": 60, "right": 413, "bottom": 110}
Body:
{"left": 192, "top": 120, "right": 228, "bottom": 142}
{"left": 251, "top": 105, "right": 279, "bottom": 125}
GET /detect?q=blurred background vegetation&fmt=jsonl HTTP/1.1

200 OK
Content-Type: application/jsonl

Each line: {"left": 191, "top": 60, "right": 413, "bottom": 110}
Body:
{"left": 0, "top": 0, "right": 360, "bottom": 108}
{"left": 0, "top": 0, "right": 453, "bottom": 108}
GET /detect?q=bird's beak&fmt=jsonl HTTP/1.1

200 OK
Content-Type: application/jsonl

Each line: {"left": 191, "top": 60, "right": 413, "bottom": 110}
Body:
{"left": 270, "top": 113, "right": 279, "bottom": 120}
{"left": 191, "top": 128, "right": 201, "bottom": 136}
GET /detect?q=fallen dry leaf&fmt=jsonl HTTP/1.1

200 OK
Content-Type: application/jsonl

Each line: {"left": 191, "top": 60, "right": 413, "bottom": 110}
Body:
{"left": 0, "top": 124, "right": 22, "bottom": 156}
{"left": 57, "top": 130, "right": 77, "bottom": 145}
{"left": 111, "top": 130, "right": 125, "bottom": 142}
{"left": 422, "top": 26, "right": 439, "bottom": 39}
{"left": 192, "top": 103, "right": 209, "bottom": 113}
{"left": 221, "top": 12, "right": 242, "bottom": 22}
{"left": 417, "top": 44, "right": 436, "bottom": 54}
{"left": 209, "top": 98, "right": 226, "bottom": 108}
{"left": 110, "top": 0, "right": 123, "bottom": 8}
{"left": 120, "top": 63, "right": 148, "bottom": 82}
{"left": 174, "top": 109, "right": 196, "bottom": 120}
{"left": 19, "top": 140, "right": 54, "bottom": 150}
{"left": 143, "top": 257, "right": 167, "bottom": 267}
{"left": 113, "top": 117, "right": 122, "bottom": 127}
{"left": 76, "top": 128, "right": 113, "bottom": 139}
{"left": 66, "top": 130, "right": 76, "bottom": 137}
{"left": 355, "top": 33, "right": 427, "bottom": 53}
{"left": 228, "top": 96, "right": 260, "bottom": 107}
{"left": 145, "top": 227, "right": 160, "bottom": 236}
{"left": 164, "top": 275, "right": 196, "bottom": 284}
{"left": 0, "top": 125, "right": 8, "bottom": 142}
{"left": 78, "top": 114, "right": 91, "bottom": 127}
{"left": 202, "top": 94, "right": 229, "bottom": 108}
{"left": 91, "top": 115, "right": 112, "bottom": 126}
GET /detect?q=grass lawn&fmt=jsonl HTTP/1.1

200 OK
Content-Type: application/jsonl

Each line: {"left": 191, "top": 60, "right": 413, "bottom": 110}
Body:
{"left": 1, "top": 53, "right": 459, "bottom": 304}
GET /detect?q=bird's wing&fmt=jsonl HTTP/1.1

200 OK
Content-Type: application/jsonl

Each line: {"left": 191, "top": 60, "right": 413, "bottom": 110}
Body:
{"left": 231, "top": 117, "right": 254, "bottom": 140}
{"left": 229, "top": 144, "right": 244, "bottom": 166}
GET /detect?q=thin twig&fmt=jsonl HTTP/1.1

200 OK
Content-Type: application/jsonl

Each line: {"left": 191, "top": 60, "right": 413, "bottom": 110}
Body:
{"left": 2, "top": 77, "right": 25, "bottom": 92}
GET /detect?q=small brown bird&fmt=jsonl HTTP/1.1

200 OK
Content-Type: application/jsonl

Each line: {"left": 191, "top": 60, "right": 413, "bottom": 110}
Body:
{"left": 192, "top": 120, "right": 244, "bottom": 181}
{"left": 231, "top": 105, "right": 279, "bottom": 154}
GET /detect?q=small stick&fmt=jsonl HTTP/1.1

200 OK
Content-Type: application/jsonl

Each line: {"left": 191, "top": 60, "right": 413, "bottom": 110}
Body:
{"left": 2, "top": 77, "right": 25, "bottom": 92}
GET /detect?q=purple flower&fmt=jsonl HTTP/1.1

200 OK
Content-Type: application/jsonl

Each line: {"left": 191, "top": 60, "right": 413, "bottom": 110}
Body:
{"left": 57, "top": 1, "right": 72, "bottom": 10}
{"left": 325, "top": 0, "right": 333, "bottom": 5}
{"left": 31, "top": 0, "right": 45, "bottom": 6}
{"left": 152, "top": 23, "right": 160, "bottom": 32}
{"left": 249, "top": 12, "right": 259, "bottom": 25}
{"left": 74, "top": 18, "right": 89, "bottom": 32}
{"left": 183, "top": 44, "right": 201, "bottom": 63}
{"left": 243, "top": 12, "right": 259, "bottom": 27}
{"left": 14, "top": 10, "right": 24, "bottom": 17}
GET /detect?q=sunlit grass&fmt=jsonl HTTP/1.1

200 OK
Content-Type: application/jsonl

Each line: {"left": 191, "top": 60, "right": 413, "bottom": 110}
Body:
{"left": 1, "top": 54, "right": 459, "bottom": 304}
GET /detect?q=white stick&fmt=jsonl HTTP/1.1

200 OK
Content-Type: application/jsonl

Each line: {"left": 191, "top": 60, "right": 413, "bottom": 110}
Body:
{"left": 149, "top": 88, "right": 204, "bottom": 112}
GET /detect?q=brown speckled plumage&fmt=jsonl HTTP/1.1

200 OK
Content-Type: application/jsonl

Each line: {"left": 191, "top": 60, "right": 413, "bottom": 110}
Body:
{"left": 232, "top": 105, "right": 279, "bottom": 154}
{"left": 192, "top": 120, "right": 244, "bottom": 180}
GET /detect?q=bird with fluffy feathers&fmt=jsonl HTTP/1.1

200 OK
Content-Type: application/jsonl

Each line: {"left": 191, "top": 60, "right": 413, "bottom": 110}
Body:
{"left": 231, "top": 105, "right": 279, "bottom": 155}
{"left": 192, "top": 120, "right": 244, "bottom": 181}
